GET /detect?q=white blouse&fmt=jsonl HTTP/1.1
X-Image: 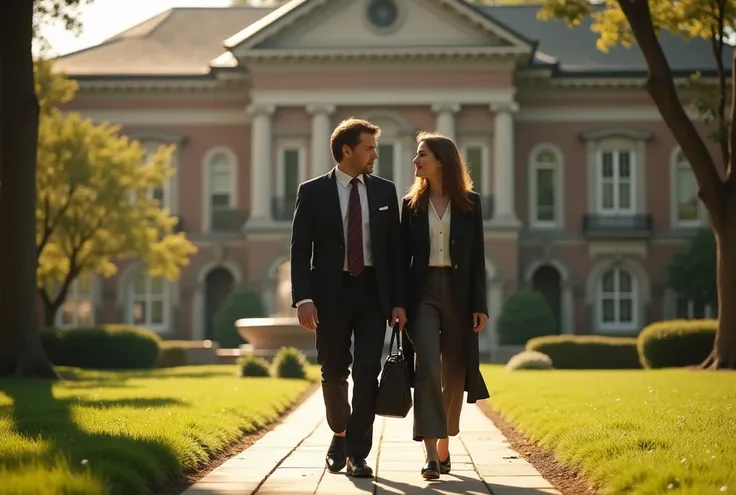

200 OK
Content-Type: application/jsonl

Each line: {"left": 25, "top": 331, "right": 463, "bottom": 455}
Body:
{"left": 428, "top": 200, "right": 452, "bottom": 267}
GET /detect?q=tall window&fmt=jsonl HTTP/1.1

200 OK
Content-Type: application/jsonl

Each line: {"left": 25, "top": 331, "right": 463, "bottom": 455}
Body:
{"left": 141, "top": 141, "right": 168, "bottom": 209}
{"left": 598, "top": 150, "right": 633, "bottom": 214}
{"left": 128, "top": 267, "right": 168, "bottom": 332}
{"left": 281, "top": 148, "right": 301, "bottom": 200}
{"left": 598, "top": 267, "right": 636, "bottom": 331}
{"left": 530, "top": 148, "right": 559, "bottom": 227}
{"left": 57, "top": 273, "right": 95, "bottom": 329}
{"left": 464, "top": 145, "right": 483, "bottom": 193}
{"left": 376, "top": 143, "right": 395, "bottom": 182}
{"left": 208, "top": 152, "right": 234, "bottom": 228}
{"left": 674, "top": 151, "right": 700, "bottom": 226}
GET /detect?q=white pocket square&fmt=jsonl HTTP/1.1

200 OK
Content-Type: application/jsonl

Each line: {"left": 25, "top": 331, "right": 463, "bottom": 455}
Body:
{"left": 379, "top": 206, "right": 389, "bottom": 211}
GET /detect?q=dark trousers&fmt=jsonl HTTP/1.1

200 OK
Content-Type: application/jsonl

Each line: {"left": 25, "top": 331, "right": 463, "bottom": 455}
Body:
{"left": 316, "top": 267, "right": 387, "bottom": 458}
{"left": 412, "top": 267, "right": 467, "bottom": 441}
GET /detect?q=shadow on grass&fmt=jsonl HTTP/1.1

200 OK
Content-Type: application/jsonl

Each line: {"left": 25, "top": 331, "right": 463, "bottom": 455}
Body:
{"left": 0, "top": 377, "right": 186, "bottom": 494}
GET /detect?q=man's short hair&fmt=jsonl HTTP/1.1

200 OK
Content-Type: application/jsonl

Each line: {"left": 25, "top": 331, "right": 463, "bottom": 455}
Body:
{"left": 330, "top": 118, "right": 381, "bottom": 163}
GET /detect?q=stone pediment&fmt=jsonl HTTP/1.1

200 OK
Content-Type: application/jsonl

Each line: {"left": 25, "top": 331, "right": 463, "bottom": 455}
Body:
{"left": 225, "top": 0, "right": 533, "bottom": 61}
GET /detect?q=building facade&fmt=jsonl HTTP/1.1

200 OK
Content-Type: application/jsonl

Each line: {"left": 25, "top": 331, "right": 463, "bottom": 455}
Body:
{"left": 53, "top": 0, "right": 725, "bottom": 353}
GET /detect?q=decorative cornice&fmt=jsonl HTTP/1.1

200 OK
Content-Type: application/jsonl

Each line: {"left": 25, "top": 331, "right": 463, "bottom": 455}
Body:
{"left": 127, "top": 131, "right": 188, "bottom": 145}
{"left": 579, "top": 128, "right": 654, "bottom": 142}
{"left": 236, "top": 46, "right": 528, "bottom": 63}
{"left": 68, "top": 71, "right": 249, "bottom": 94}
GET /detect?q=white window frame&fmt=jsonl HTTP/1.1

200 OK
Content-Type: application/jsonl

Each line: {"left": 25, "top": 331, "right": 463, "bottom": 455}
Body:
{"left": 275, "top": 140, "right": 307, "bottom": 200}
{"left": 460, "top": 139, "right": 491, "bottom": 196}
{"left": 528, "top": 143, "right": 563, "bottom": 229}
{"left": 202, "top": 147, "right": 238, "bottom": 232}
{"left": 127, "top": 268, "right": 170, "bottom": 334}
{"left": 670, "top": 147, "right": 705, "bottom": 228}
{"left": 55, "top": 273, "right": 97, "bottom": 329}
{"left": 597, "top": 267, "right": 638, "bottom": 333}
{"left": 596, "top": 149, "right": 635, "bottom": 215}
{"left": 375, "top": 139, "right": 401, "bottom": 182}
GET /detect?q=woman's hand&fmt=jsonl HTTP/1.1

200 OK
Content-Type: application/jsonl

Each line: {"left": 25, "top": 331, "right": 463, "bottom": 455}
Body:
{"left": 472, "top": 313, "right": 487, "bottom": 333}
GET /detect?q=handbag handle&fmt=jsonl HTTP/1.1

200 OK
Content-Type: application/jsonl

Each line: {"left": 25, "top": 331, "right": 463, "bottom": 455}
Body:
{"left": 388, "top": 322, "right": 403, "bottom": 354}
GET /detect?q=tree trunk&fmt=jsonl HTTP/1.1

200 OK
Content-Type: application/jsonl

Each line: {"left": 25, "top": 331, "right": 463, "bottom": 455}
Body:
{"left": 705, "top": 189, "right": 736, "bottom": 369}
{"left": 40, "top": 289, "right": 61, "bottom": 329}
{"left": 0, "top": 2, "right": 58, "bottom": 379}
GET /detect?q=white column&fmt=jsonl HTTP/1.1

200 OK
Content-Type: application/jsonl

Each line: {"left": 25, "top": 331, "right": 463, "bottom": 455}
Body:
{"left": 432, "top": 103, "right": 460, "bottom": 140}
{"left": 307, "top": 104, "right": 335, "bottom": 177}
{"left": 247, "top": 103, "right": 275, "bottom": 224}
{"left": 490, "top": 102, "right": 520, "bottom": 226}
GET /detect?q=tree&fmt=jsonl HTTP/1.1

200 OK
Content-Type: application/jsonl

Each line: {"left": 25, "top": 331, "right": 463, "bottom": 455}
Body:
{"left": 1, "top": 0, "right": 90, "bottom": 379}
{"left": 665, "top": 228, "right": 717, "bottom": 312}
{"left": 540, "top": 0, "right": 736, "bottom": 368}
{"left": 34, "top": 60, "right": 197, "bottom": 327}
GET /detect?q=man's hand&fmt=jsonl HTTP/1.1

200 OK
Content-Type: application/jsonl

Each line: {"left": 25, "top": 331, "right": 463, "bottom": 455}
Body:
{"left": 297, "top": 302, "right": 319, "bottom": 331}
{"left": 473, "top": 313, "right": 488, "bottom": 333}
{"left": 391, "top": 307, "right": 407, "bottom": 330}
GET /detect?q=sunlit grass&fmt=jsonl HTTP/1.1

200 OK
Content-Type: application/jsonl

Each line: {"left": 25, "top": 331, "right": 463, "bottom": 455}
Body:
{"left": 0, "top": 365, "right": 318, "bottom": 495}
{"left": 480, "top": 365, "right": 736, "bottom": 494}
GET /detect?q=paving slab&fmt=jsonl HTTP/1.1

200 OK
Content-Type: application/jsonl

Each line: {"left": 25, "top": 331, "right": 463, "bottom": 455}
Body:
{"left": 183, "top": 383, "right": 560, "bottom": 495}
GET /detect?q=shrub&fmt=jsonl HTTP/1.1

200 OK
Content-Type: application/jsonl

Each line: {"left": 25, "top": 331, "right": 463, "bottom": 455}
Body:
{"left": 505, "top": 350, "right": 554, "bottom": 371}
{"left": 213, "top": 290, "right": 266, "bottom": 348}
{"left": 497, "top": 290, "right": 557, "bottom": 345}
{"left": 526, "top": 335, "right": 641, "bottom": 369}
{"left": 637, "top": 319, "right": 716, "bottom": 369}
{"left": 271, "top": 347, "right": 308, "bottom": 379}
{"left": 42, "top": 324, "right": 161, "bottom": 370}
{"left": 158, "top": 341, "right": 190, "bottom": 368}
{"left": 237, "top": 355, "right": 271, "bottom": 378}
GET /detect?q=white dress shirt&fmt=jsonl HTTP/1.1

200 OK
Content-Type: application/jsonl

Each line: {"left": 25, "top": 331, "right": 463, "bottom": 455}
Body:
{"left": 334, "top": 166, "right": 373, "bottom": 270}
{"left": 295, "top": 167, "right": 373, "bottom": 308}
{"left": 428, "top": 200, "right": 452, "bottom": 267}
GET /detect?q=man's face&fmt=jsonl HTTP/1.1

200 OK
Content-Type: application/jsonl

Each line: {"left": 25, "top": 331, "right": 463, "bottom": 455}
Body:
{"left": 345, "top": 132, "right": 378, "bottom": 175}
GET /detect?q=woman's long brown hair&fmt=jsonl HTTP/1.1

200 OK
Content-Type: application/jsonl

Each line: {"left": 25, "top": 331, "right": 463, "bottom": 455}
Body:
{"left": 404, "top": 131, "right": 474, "bottom": 212}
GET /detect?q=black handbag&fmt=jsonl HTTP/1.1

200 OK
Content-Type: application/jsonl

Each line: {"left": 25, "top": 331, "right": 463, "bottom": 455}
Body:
{"left": 375, "top": 323, "right": 413, "bottom": 418}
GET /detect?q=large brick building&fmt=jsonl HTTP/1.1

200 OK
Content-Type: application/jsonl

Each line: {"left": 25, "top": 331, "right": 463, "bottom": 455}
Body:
{"left": 53, "top": 0, "right": 726, "bottom": 354}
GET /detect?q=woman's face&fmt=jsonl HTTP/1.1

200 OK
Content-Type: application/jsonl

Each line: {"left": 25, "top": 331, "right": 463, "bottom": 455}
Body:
{"left": 413, "top": 141, "right": 441, "bottom": 180}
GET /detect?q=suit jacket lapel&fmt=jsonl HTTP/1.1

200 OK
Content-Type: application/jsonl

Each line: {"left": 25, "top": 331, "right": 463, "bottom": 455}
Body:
{"left": 326, "top": 169, "right": 345, "bottom": 241}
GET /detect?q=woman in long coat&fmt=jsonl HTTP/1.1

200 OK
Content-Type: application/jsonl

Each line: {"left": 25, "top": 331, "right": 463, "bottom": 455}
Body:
{"left": 399, "top": 131, "right": 490, "bottom": 480}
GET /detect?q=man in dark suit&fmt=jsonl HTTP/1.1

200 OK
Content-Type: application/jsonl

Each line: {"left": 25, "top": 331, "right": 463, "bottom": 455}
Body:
{"left": 290, "top": 118, "right": 407, "bottom": 478}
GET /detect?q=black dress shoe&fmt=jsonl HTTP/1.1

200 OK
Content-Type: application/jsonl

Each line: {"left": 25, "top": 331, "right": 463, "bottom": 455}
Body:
{"left": 421, "top": 460, "right": 440, "bottom": 480}
{"left": 440, "top": 453, "right": 451, "bottom": 474}
{"left": 346, "top": 457, "right": 373, "bottom": 478}
{"left": 325, "top": 435, "right": 346, "bottom": 473}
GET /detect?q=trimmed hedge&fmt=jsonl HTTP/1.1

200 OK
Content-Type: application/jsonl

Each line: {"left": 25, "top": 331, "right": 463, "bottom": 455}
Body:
{"left": 506, "top": 350, "right": 554, "bottom": 371}
{"left": 497, "top": 290, "right": 557, "bottom": 345}
{"left": 238, "top": 355, "right": 271, "bottom": 377}
{"left": 42, "top": 324, "right": 161, "bottom": 370}
{"left": 637, "top": 319, "right": 716, "bottom": 369}
{"left": 271, "top": 347, "right": 309, "bottom": 379}
{"left": 526, "top": 335, "right": 641, "bottom": 369}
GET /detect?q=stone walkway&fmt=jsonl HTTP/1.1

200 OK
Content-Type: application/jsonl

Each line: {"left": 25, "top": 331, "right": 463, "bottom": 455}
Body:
{"left": 183, "top": 386, "right": 559, "bottom": 495}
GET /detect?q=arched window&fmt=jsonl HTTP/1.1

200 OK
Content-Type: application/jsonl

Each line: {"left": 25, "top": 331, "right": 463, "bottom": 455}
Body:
{"left": 57, "top": 272, "right": 95, "bottom": 329}
{"left": 598, "top": 267, "right": 637, "bottom": 332}
{"left": 128, "top": 267, "right": 169, "bottom": 333}
{"left": 529, "top": 146, "right": 562, "bottom": 227}
{"left": 672, "top": 149, "right": 702, "bottom": 227}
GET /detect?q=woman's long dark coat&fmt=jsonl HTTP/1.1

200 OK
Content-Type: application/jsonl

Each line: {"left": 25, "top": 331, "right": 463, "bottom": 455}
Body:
{"left": 399, "top": 191, "right": 490, "bottom": 403}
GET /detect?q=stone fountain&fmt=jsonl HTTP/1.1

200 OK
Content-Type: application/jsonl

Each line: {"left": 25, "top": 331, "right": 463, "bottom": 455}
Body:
{"left": 235, "top": 261, "right": 316, "bottom": 360}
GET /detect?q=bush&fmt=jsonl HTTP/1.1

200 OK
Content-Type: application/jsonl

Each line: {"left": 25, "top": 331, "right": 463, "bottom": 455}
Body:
{"left": 637, "top": 319, "right": 716, "bottom": 369}
{"left": 158, "top": 341, "right": 190, "bottom": 368}
{"left": 158, "top": 340, "right": 219, "bottom": 368}
{"left": 497, "top": 290, "right": 557, "bottom": 345}
{"left": 213, "top": 290, "right": 266, "bottom": 348}
{"left": 42, "top": 324, "right": 161, "bottom": 370}
{"left": 526, "top": 335, "right": 641, "bottom": 369}
{"left": 237, "top": 355, "right": 271, "bottom": 378}
{"left": 505, "top": 350, "right": 554, "bottom": 371}
{"left": 271, "top": 347, "right": 308, "bottom": 379}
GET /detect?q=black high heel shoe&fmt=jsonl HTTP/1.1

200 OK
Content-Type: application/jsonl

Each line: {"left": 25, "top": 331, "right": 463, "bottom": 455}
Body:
{"left": 440, "top": 453, "right": 451, "bottom": 474}
{"left": 421, "top": 460, "right": 440, "bottom": 480}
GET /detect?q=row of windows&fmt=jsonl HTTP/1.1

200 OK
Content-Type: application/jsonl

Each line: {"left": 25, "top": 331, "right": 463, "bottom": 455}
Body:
{"left": 145, "top": 137, "right": 702, "bottom": 230}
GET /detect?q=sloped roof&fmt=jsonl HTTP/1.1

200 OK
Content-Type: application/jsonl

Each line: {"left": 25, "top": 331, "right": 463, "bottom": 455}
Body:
{"left": 485, "top": 5, "right": 731, "bottom": 76}
{"left": 53, "top": 7, "right": 273, "bottom": 76}
{"left": 52, "top": 2, "right": 730, "bottom": 78}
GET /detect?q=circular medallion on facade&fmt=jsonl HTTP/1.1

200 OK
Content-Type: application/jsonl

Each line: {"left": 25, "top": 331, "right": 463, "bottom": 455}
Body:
{"left": 367, "top": 0, "right": 399, "bottom": 29}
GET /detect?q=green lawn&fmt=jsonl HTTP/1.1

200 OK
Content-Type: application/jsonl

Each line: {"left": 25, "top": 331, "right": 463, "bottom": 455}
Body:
{"left": 0, "top": 365, "right": 318, "bottom": 495}
{"left": 481, "top": 365, "right": 736, "bottom": 495}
